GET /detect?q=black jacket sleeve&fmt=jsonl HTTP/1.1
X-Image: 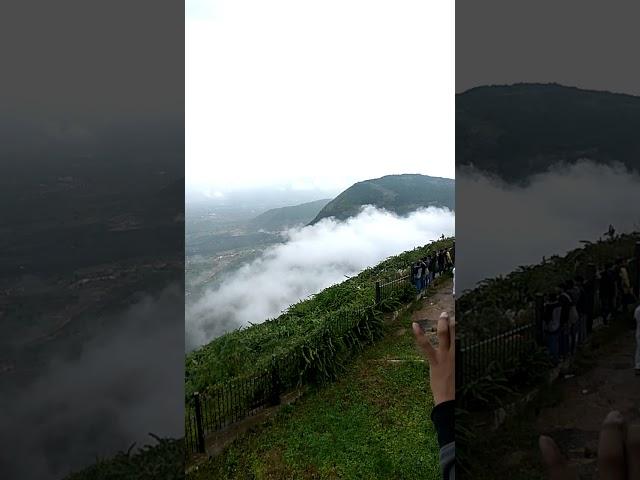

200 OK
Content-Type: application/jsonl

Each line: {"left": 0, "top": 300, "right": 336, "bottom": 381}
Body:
{"left": 431, "top": 400, "right": 455, "bottom": 479}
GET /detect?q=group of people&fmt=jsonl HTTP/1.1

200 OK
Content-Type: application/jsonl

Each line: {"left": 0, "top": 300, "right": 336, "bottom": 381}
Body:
{"left": 544, "top": 278, "right": 587, "bottom": 363}
{"left": 410, "top": 245, "right": 455, "bottom": 293}
{"left": 599, "top": 259, "right": 636, "bottom": 320}
{"left": 543, "top": 258, "right": 638, "bottom": 369}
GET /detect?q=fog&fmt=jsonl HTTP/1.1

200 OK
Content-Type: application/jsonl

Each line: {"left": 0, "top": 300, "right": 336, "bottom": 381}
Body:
{"left": 0, "top": 285, "right": 184, "bottom": 480}
{"left": 186, "top": 206, "right": 455, "bottom": 349}
{"left": 456, "top": 161, "right": 640, "bottom": 293}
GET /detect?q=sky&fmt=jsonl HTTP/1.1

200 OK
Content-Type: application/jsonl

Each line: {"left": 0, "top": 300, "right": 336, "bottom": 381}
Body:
{"left": 456, "top": 0, "right": 640, "bottom": 95}
{"left": 186, "top": 0, "right": 455, "bottom": 193}
{"left": 1, "top": 1, "right": 182, "bottom": 123}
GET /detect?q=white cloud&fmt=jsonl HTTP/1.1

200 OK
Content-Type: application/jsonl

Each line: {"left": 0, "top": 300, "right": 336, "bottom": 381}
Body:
{"left": 186, "top": 205, "right": 454, "bottom": 349}
{"left": 0, "top": 286, "right": 184, "bottom": 480}
{"left": 456, "top": 161, "right": 640, "bottom": 293}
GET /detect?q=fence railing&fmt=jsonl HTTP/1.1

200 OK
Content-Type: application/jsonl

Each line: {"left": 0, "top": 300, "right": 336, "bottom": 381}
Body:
{"left": 186, "top": 246, "right": 456, "bottom": 456}
{"left": 185, "top": 369, "right": 273, "bottom": 454}
{"left": 376, "top": 274, "right": 411, "bottom": 304}
{"left": 375, "top": 255, "right": 454, "bottom": 304}
{"left": 457, "top": 243, "right": 640, "bottom": 407}
{"left": 185, "top": 305, "right": 379, "bottom": 454}
{"left": 457, "top": 321, "right": 535, "bottom": 388}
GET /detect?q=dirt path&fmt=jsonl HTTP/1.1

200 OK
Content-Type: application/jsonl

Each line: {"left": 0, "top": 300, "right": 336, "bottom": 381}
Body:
{"left": 535, "top": 327, "right": 640, "bottom": 478}
{"left": 410, "top": 279, "right": 455, "bottom": 331}
{"left": 386, "top": 278, "right": 454, "bottom": 341}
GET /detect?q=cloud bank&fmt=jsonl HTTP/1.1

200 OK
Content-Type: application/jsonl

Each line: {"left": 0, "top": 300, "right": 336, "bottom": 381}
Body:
{"left": 0, "top": 285, "right": 184, "bottom": 480}
{"left": 186, "top": 206, "right": 455, "bottom": 349}
{"left": 456, "top": 160, "right": 640, "bottom": 293}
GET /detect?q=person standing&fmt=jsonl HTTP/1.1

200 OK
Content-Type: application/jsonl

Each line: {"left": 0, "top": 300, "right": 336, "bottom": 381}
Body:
{"left": 414, "top": 261, "right": 423, "bottom": 293}
{"left": 559, "top": 285, "right": 573, "bottom": 359}
{"left": 432, "top": 253, "right": 438, "bottom": 279}
{"left": 574, "top": 276, "right": 588, "bottom": 344}
{"left": 600, "top": 264, "right": 615, "bottom": 324}
{"left": 420, "top": 258, "right": 428, "bottom": 292}
{"left": 545, "top": 293, "right": 562, "bottom": 365}
{"left": 565, "top": 280, "right": 579, "bottom": 354}
{"left": 619, "top": 260, "right": 634, "bottom": 312}
{"left": 635, "top": 302, "right": 640, "bottom": 376}
{"left": 424, "top": 255, "right": 431, "bottom": 286}
{"left": 613, "top": 260, "right": 623, "bottom": 313}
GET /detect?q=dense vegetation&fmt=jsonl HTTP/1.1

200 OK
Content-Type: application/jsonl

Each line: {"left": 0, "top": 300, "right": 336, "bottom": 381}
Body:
{"left": 309, "top": 174, "right": 455, "bottom": 224}
{"left": 249, "top": 198, "right": 332, "bottom": 232}
{"left": 188, "top": 283, "right": 449, "bottom": 480}
{"left": 64, "top": 437, "right": 184, "bottom": 480}
{"left": 186, "top": 237, "right": 454, "bottom": 398}
{"left": 458, "top": 233, "right": 639, "bottom": 342}
{"left": 457, "top": 83, "right": 640, "bottom": 182}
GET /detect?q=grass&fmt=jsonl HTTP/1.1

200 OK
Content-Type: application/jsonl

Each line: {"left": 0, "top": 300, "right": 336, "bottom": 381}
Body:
{"left": 187, "top": 279, "right": 450, "bottom": 480}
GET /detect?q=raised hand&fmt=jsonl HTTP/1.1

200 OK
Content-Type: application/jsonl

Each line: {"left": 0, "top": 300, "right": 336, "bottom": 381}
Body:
{"left": 412, "top": 311, "right": 455, "bottom": 406}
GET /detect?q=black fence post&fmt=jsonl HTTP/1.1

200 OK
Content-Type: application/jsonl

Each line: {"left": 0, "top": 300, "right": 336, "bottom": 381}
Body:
{"left": 586, "top": 263, "right": 597, "bottom": 334}
{"left": 635, "top": 242, "right": 640, "bottom": 298}
{"left": 535, "top": 293, "right": 544, "bottom": 346}
{"left": 269, "top": 354, "right": 281, "bottom": 406}
{"left": 455, "top": 338, "right": 463, "bottom": 391}
{"left": 375, "top": 281, "right": 381, "bottom": 305}
{"left": 193, "top": 392, "right": 206, "bottom": 454}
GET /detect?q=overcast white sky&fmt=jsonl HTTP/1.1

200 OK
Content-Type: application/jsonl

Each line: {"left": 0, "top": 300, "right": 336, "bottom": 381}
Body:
{"left": 186, "top": 0, "right": 454, "bottom": 194}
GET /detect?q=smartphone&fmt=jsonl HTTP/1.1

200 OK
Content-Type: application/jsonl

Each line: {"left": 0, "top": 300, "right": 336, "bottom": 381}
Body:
{"left": 414, "top": 319, "right": 432, "bottom": 334}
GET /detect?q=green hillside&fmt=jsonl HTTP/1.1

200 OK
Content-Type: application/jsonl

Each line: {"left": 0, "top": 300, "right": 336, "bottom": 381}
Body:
{"left": 249, "top": 198, "right": 332, "bottom": 232}
{"left": 457, "top": 83, "right": 640, "bottom": 182}
{"left": 309, "top": 174, "right": 455, "bottom": 224}
{"left": 185, "top": 237, "right": 454, "bottom": 397}
{"left": 188, "top": 284, "right": 448, "bottom": 480}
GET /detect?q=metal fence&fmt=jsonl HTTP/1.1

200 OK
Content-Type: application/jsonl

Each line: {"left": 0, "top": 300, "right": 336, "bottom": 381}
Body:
{"left": 376, "top": 274, "right": 411, "bottom": 304}
{"left": 375, "top": 258, "right": 454, "bottom": 304}
{"left": 185, "top": 305, "right": 378, "bottom": 454}
{"left": 185, "top": 369, "right": 273, "bottom": 454}
{"left": 457, "top": 321, "right": 535, "bottom": 388}
{"left": 457, "top": 249, "right": 639, "bottom": 406}
{"left": 185, "top": 248, "right": 456, "bottom": 456}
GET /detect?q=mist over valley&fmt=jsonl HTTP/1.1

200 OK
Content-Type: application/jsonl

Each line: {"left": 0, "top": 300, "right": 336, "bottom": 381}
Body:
{"left": 185, "top": 174, "right": 455, "bottom": 349}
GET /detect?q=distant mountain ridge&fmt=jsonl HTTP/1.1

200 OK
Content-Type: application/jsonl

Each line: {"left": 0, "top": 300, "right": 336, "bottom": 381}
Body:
{"left": 249, "top": 199, "right": 332, "bottom": 232}
{"left": 456, "top": 83, "right": 640, "bottom": 182}
{"left": 309, "top": 174, "right": 455, "bottom": 224}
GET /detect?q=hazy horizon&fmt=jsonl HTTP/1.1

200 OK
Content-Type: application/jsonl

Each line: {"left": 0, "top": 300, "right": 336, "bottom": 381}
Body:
{"left": 186, "top": 172, "right": 455, "bottom": 202}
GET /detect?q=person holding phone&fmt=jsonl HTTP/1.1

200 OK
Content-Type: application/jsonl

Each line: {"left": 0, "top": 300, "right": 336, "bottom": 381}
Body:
{"left": 413, "top": 311, "right": 455, "bottom": 480}
{"left": 539, "top": 410, "right": 640, "bottom": 479}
